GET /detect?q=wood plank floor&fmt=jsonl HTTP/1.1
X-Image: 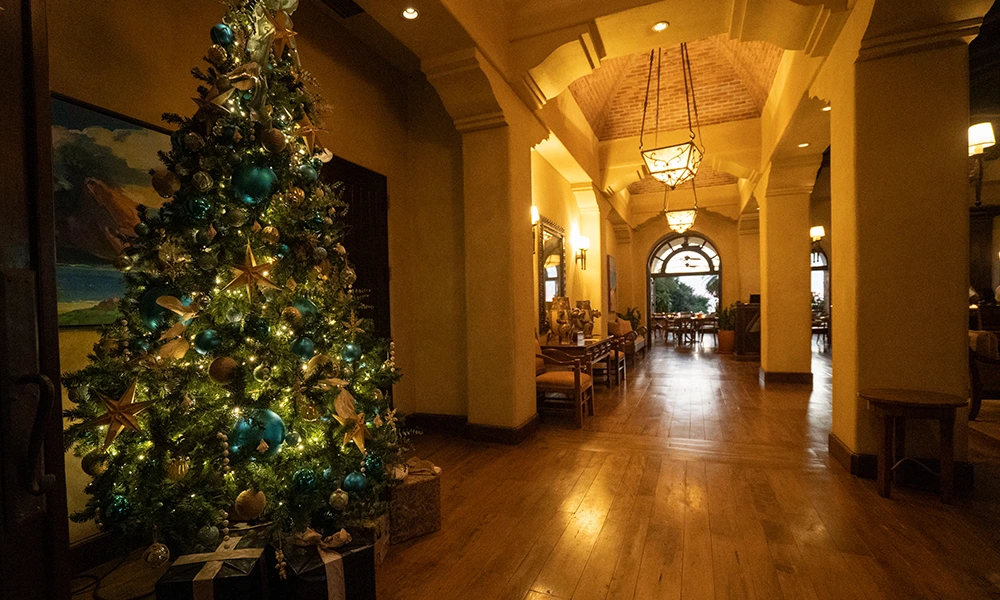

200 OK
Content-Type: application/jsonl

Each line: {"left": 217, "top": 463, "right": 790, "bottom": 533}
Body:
{"left": 378, "top": 344, "right": 1000, "bottom": 600}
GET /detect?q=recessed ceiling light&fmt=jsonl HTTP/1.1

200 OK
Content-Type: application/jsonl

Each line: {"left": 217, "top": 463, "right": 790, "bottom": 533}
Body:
{"left": 402, "top": 7, "right": 419, "bottom": 19}
{"left": 652, "top": 21, "right": 669, "bottom": 32}
{"left": 822, "top": 105, "right": 832, "bottom": 112}
{"left": 798, "top": 142, "right": 810, "bottom": 148}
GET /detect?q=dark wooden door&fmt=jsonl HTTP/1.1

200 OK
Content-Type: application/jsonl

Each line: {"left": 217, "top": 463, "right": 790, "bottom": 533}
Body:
{"left": 0, "top": 1, "right": 72, "bottom": 598}
{"left": 321, "top": 156, "right": 391, "bottom": 339}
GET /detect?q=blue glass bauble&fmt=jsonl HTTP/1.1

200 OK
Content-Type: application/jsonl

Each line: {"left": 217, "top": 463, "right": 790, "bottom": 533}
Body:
{"left": 284, "top": 430, "right": 302, "bottom": 446}
{"left": 133, "top": 339, "right": 150, "bottom": 354}
{"left": 342, "top": 471, "right": 367, "bottom": 493}
{"left": 292, "top": 468, "right": 317, "bottom": 492}
{"left": 298, "top": 164, "right": 318, "bottom": 183}
{"left": 364, "top": 455, "right": 384, "bottom": 480}
{"left": 291, "top": 337, "right": 316, "bottom": 360}
{"left": 138, "top": 287, "right": 178, "bottom": 329}
{"left": 293, "top": 298, "right": 318, "bottom": 316}
{"left": 341, "top": 343, "right": 362, "bottom": 363}
{"left": 232, "top": 165, "right": 277, "bottom": 206}
{"left": 101, "top": 494, "right": 131, "bottom": 524}
{"left": 194, "top": 330, "right": 222, "bottom": 354}
{"left": 231, "top": 409, "right": 285, "bottom": 460}
{"left": 134, "top": 222, "right": 150, "bottom": 236}
{"left": 322, "top": 467, "right": 335, "bottom": 480}
{"left": 210, "top": 23, "right": 235, "bottom": 46}
{"left": 275, "top": 243, "right": 290, "bottom": 258}
{"left": 244, "top": 316, "right": 270, "bottom": 341}
{"left": 186, "top": 196, "right": 213, "bottom": 221}
{"left": 306, "top": 213, "right": 326, "bottom": 230}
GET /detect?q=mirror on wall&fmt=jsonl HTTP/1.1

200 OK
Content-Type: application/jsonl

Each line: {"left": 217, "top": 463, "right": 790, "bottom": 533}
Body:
{"left": 538, "top": 217, "right": 566, "bottom": 333}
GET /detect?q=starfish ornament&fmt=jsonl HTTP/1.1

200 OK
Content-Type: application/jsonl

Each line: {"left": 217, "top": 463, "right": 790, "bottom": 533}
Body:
{"left": 268, "top": 10, "right": 298, "bottom": 61}
{"left": 223, "top": 243, "right": 281, "bottom": 299}
{"left": 332, "top": 389, "right": 371, "bottom": 454}
{"left": 192, "top": 86, "right": 236, "bottom": 116}
{"left": 293, "top": 113, "right": 323, "bottom": 154}
{"left": 92, "top": 380, "right": 153, "bottom": 450}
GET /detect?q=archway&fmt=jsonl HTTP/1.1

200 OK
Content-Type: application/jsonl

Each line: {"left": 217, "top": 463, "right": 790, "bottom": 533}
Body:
{"left": 647, "top": 233, "right": 722, "bottom": 326}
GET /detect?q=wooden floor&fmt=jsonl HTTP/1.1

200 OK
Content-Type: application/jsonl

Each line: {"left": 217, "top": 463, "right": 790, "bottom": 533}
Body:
{"left": 378, "top": 344, "right": 1000, "bottom": 600}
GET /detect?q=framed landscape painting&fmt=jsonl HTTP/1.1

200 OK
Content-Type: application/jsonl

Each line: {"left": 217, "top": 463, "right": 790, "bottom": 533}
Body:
{"left": 51, "top": 95, "right": 170, "bottom": 327}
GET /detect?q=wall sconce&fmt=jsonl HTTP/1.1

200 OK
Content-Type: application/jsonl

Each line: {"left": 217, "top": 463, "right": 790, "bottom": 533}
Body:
{"left": 969, "top": 122, "right": 995, "bottom": 207}
{"left": 531, "top": 206, "right": 540, "bottom": 253}
{"left": 575, "top": 235, "right": 590, "bottom": 270}
{"left": 810, "top": 225, "right": 826, "bottom": 242}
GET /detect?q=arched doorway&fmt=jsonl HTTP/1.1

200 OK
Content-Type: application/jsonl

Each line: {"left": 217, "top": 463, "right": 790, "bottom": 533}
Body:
{"left": 647, "top": 233, "right": 722, "bottom": 326}
{"left": 811, "top": 246, "right": 830, "bottom": 315}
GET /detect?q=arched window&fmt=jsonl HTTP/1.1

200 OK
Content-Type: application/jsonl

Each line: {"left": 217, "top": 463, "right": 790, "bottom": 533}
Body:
{"left": 647, "top": 233, "right": 721, "bottom": 315}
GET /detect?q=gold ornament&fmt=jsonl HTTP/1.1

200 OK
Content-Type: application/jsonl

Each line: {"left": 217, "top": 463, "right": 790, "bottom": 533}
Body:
{"left": 329, "top": 489, "right": 349, "bottom": 510}
{"left": 166, "top": 457, "right": 190, "bottom": 481}
{"left": 261, "top": 226, "right": 280, "bottom": 244}
{"left": 223, "top": 243, "right": 281, "bottom": 300}
{"left": 206, "top": 44, "right": 228, "bottom": 67}
{"left": 289, "top": 187, "right": 305, "bottom": 204}
{"left": 267, "top": 9, "right": 298, "bottom": 60}
{"left": 143, "top": 542, "right": 171, "bottom": 568}
{"left": 234, "top": 489, "right": 267, "bottom": 521}
{"left": 209, "top": 357, "right": 239, "bottom": 384}
{"left": 181, "top": 395, "right": 195, "bottom": 411}
{"left": 261, "top": 128, "right": 287, "bottom": 153}
{"left": 90, "top": 380, "right": 152, "bottom": 450}
{"left": 281, "top": 306, "right": 303, "bottom": 324}
{"left": 333, "top": 389, "right": 371, "bottom": 454}
{"left": 81, "top": 451, "right": 107, "bottom": 477}
{"left": 151, "top": 170, "right": 181, "bottom": 198}
{"left": 293, "top": 113, "right": 322, "bottom": 154}
{"left": 343, "top": 311, "right": 364, "bottom": 337}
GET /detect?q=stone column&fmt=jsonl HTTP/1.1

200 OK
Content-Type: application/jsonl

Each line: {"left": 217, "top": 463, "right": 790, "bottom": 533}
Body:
{"left": 759, "top": 156, "right": 823, "bottom": 385}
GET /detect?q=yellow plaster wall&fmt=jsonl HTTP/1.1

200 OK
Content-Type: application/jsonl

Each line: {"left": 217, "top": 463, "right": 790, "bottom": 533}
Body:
{"left": 738, "top": 217, "right": 761, "bottom": 302}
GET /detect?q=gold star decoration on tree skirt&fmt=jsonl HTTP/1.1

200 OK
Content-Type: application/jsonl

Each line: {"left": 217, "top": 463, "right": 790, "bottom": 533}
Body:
{"left": 92, "top": 380, "right": 153, "bottom": 450}
{"left": 293, "top": 113, "right": 323, "bottom": 154}
{"left": 333, "top": 389, "right": 371, "bottom": 454}
{"left": 223, "top": 243, "right": 281, "bottom": 299}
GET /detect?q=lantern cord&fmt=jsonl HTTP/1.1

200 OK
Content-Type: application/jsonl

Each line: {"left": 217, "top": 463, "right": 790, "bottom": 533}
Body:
{"left": 680, "top": 42, "right": 704, "bottom": 145}
{"left": 639, "top": 49, "right": 655, "bottom": 151}
{"left": 655, "top": 48, "right": 662, "bottom": 148}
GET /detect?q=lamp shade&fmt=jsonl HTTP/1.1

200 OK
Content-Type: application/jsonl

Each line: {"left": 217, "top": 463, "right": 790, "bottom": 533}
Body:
{"left": 575, "top": 235, "right": 590, "bottom": 251}
{"left": 665, "top": 209, "right": 697, "bottom": 234}
{"left": 969, "top": 122, "right": 996, "bottom": 156}
{"left": 531, "top": 205, "right": 540, "bottom": 225}
{"left": 810, "top": 225, "right": 826, "bottom": 241}
{"left": 642, "top": 141, "right": 704, "bottom": 189}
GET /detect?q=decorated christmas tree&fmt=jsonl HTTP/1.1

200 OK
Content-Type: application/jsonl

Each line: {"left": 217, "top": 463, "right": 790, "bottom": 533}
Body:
{"left": 63, "top": 0, "right": 403, "bottom": 560}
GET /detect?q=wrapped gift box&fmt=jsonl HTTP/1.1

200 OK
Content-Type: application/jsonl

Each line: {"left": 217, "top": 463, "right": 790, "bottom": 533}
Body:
{"left": 346, "top": 513, "right": 389, "bottom": 568}
{"left": 389, "top": 470, "right": 441, "bottom": 544}
{"left": 155, "top": 529, "right": 270, "bottom": 600}
{"left": 269, "top": 529, "right": 375, "bottom": 600}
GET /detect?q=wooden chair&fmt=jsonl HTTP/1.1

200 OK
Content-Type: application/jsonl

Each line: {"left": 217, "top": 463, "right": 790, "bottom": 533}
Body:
{"left": 608, "top": 318, "right": 647, "bottom": 364}
{"left": 969, "top": 330, "right": 1000, "bottom": 420}
{"left": 536, "top": 348, "right": 594, "bottom": 428}
{"left": 697, "top": 316, "right": 718, "bottom": 346}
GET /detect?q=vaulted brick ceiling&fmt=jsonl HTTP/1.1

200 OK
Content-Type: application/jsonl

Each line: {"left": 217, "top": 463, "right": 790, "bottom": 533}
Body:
{"left": 569, "top": 35, "right": 784, "bottom": 143}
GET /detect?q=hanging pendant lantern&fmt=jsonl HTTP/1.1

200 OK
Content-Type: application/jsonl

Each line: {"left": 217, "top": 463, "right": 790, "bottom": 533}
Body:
{"left": 639, "top": 43, "right": 704, "bottom": 190}
{"left": 664, "top": 209, "right": 697, "bottom": 233}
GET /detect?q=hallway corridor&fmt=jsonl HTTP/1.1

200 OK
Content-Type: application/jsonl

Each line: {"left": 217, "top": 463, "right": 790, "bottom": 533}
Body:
{"left": 378, "top": 345, "right": 1000, "bottom": 600}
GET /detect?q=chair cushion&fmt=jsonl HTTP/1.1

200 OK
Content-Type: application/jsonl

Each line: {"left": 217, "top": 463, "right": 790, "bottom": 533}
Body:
{"left": 618, "top": 320, "right": 633, "bottom": 335}
{"left": 607, "top": 319, "right": 620, "bottom": 336}
{"left": 970, "top": 330, "right": 999, "bottom": 360}
{"left": 536, "top": 371, "right": 593, "bottom": 390}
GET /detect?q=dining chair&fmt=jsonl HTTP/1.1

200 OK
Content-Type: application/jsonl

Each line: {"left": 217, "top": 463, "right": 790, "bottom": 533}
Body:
{"left": 536, "top": 348, "right": 594, "bottom": 428}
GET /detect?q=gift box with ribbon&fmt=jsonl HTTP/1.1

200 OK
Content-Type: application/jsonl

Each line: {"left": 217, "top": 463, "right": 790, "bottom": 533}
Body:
{"left": 269, "top": 527, "right": 375, "bottom": 600}
{"left": 155, "top": 528, "right": 270, "bottom": 600}
{"left": 389, "top": 457, "right": 441, "bottom": 544}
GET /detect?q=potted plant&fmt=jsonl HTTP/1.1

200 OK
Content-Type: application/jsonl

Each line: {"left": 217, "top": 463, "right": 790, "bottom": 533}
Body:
{"left": 716, "top": 303, "right": 736, "bottom": 354}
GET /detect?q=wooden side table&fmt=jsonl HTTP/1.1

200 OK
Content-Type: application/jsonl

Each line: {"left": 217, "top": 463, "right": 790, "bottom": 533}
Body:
{"left": 859, "top": 388, "right": 967, "bottom": 503}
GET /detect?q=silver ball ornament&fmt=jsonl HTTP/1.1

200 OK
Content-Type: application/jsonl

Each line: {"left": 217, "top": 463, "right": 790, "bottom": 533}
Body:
{"left": 143, "top": 542, "right": 171, "bottom": 568}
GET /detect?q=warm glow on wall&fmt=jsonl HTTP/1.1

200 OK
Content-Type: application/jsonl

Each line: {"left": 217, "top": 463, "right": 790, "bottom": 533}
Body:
{"left": 531, "top": 205, "right": 540, "bottom": 225}
{"left": 969, "top": 122, "right": 995, "bottom": 156}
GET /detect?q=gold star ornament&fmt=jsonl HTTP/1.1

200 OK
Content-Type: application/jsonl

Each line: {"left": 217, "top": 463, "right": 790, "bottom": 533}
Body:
{"left": 223, "top": 243, "right": 281, "bottom": 299}
{"left": 343, "top": 311, "right": 365, "bottom": 337}
{"left": 92, "top": 380, "right": 153, "bottom": 450}
{"left": 268, "top": 10, "right": 298, "bottom": 60}
{"left": 332, "top": 389, "right": 372, "bottom": 454}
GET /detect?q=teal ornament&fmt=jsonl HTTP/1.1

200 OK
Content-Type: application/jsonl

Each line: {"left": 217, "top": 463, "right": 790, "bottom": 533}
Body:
{"left": 244, "top": 316, "right": 270, "bottom": 340}
{"left": 232, "top": 165, "right": 277, "bottom": 206}
{"left": 291, "top": 337, "right": 316, "bottom": 360}
{"left": 342, "top": 471, "right": 367, "bottom": 493}
{"left": 293, "top": 298, "right": 318, "bottom": 316}
{"left": 133, "top": 339, "right": 150, "bottom": 354}
{"left": 101, "top": 494, "right": 131, "bottom": 525}
{"left": 231, "top": 409, "right": 285, "bottom": 460}
{"left": 134, "top": 222, "right": 150, "bottom": 236}
{"left": 306, "top": 213, "right": 325, "bottom": 230}
{"left": 210, "top": 23, "right": 235, "bottom": 46}
{"left": 364, "top": 455, "right": 384, "bottom": 480}
{"left": 341, "top": 343, "right": 362, "bottom": 363}
{"left": 186, "top": 196, "right": 213, "bottom": 221}
{"left": 197, "top": 525, "right": 220, "bottom": 547}
{"left": 194, "top": 330, "right": 222, "bottom": 354}
{"left": 322, "top": 467, "right": 335, "bottom": 480}
{"left": 275, "top": 244, "right": 290, "bottom": 258}
{"left": 284, "top": 430, "right": 301, "bottom": 446}
{"left": 292, "top": 468, "right": 317, "bottom": 492}
{"left": 298, "top": 164, "right": 318, "bottom": 183}
{"left": 138, "top": 287, "right": 178, "bottom": 329}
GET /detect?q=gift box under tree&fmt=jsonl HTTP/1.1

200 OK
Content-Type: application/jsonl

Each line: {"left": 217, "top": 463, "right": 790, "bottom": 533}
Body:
{"left": 345, "top": 512, "right": 390, "bottom": 568}
{"left": 269, "top": 528, "right": 375, "bottom": 600}
{"left": 389, "top": 458, "right": 441, "bottom": 544}
{"left": 155, "top": 528, "right": 270, "bottom": 600}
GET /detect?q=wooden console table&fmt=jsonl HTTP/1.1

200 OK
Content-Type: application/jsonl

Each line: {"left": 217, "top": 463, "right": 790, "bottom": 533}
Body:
{"left": 859, "top": 388, "right": 967, "bottom": 503}
{"left": 541, "top": 337, "right": 617, "bottom": 388}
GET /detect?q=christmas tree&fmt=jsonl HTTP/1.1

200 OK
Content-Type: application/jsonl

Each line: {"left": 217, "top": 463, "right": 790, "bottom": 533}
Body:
{"left": 63, "top": 0, "right": 403, "bottom": 557}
